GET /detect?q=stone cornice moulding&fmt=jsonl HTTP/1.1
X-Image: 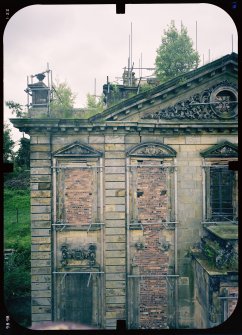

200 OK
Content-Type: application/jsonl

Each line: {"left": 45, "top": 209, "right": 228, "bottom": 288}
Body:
{"left": 10, "top": 118, "right": 238, "bottom": 135}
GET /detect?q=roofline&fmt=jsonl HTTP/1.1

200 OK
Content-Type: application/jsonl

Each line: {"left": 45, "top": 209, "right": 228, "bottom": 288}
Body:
{"left": 90, "top": 52, "right": 238, "bottom": 122}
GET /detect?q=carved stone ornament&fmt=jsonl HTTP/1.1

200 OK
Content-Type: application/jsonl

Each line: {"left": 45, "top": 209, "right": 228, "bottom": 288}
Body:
{"left": 53, "top": 141, "right": 103, "bottom": 157}
{"left": 61, "top": 243, "right": 96, "bottom": 267}
{"left": 210, "top": 84, "right": 238, "bottom": 119}
{"left": 200, "top": 141, "right": 238, "bottom": 158}
{"left": 212, "top": 145, "right": 237, "bottom": 156}
{"left": 127, "top": 142, "right": 176, "bottom": 158}
{"left": 141, "top": 81, "right": 237, "bottom": 120}
{"left": 137, "top": 146, "right": 166, "bottom": 156}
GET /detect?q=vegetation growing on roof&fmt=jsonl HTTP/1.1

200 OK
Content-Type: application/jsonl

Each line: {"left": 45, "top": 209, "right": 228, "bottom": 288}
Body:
{"left": 155, "top": 20, "right": 200, "bottom": 83}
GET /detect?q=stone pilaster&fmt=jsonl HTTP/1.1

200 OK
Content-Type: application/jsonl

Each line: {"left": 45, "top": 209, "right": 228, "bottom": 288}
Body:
{"left": 30, "top": 134, "right": 52, "bottom": 325}
{"left": 104, "top": 136, "right": 126, "bottom": 329}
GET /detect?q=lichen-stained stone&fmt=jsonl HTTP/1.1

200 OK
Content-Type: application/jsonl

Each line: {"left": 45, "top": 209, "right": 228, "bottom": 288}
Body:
{"left": 31, "top": 190, "right": 51, "bottom": 198}
{"left": 105, "top": 182, "right": 125, "bottom": 189}
{"left": 105, "top": 204, "right": 125, "bottom": 212}
{"left": 105, "top": 151, "right": 126, "bottom": 159}
{"left": 31, "top": 314, "right": 52, "bottom": 322}
{"left": 32, "top": 290, "right": 51, "bottom": 298}
{"left": 30, "top": 160, "right": 51, "bottom": 167}
{"left": 31, "top": 206, "right": 51, "bottom": 214}
{"left": 30, "top": 144, "right": 51, "bottom": 152}
{"left": 89, "top": 135, "right": 105, "bottom": 144}
{"left": 31, "top": 214, "right": 51, "bottom": 221}
{"left": 31, "top": 259, "right": 51, "bottom": 267}
{"left": 30, "top": 152, "right": 51, "bottom": 160}
{"left": 106, "top": 242, "right": 126, "bottom": 251}
{"left": 105, "top": 212, "right": 125, "bottom": 220}
{"left": 105, "top": 197, "right": 125, "bottom": 204}
{"left": 105, "top": 144, "right": 125, "bottom": 151}
{"left": 105, "top": 234, "right": 125, "bottom": 243}
{"left": 31, "top": 267, "right": 51, "bottom": 275}
{"left": 104, "top": 159, "right": 125, "bottom": 167}
{"left": 31, "top": 244, "right": 51, "bottom": 252}
{"left": 105, "top": 135, "right": 124, "bottom": 143}
{"left": 32, "top": 221, "right": 51, "bottom": 229}
{"left": 106, "top": 258, "right": 125, "bottom": 266}
{"left": 105, "top": 166, "right": 125, "bottom": 174}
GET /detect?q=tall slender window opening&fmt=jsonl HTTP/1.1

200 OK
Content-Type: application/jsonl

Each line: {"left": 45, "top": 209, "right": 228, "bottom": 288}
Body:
{"left": 210, "top": 167, "right": 234, "bottom": 220}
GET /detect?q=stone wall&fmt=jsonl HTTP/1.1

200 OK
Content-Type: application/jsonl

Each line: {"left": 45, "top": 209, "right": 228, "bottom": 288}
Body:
{"left": 27, "top": 132, "right": 238, "bottom": 329}
{"left": 11, "top": 55, "right": 238, "bottom": 330}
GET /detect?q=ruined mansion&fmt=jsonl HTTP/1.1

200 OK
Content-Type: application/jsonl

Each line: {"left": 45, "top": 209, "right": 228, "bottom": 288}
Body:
{"left": 11, "top": 53, "right": 238, "bottom": 329}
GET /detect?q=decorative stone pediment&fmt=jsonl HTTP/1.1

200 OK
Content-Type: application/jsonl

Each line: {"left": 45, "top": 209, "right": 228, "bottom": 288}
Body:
{"left": 141, "top": 81, "right": 238, "bottom": 121}
{"left": 127, "top": 142, "right": 176, "bottom": 158}
{"left": 200, "top": 141, "right": 238, "bottom": 158}
{"left": 53, "top": 141, "right": 103, "bottom": 157}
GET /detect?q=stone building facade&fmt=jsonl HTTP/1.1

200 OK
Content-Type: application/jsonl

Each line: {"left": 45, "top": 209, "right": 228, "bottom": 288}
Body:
{"left": 11, "top": 53, "right": 238, "bottom": 329}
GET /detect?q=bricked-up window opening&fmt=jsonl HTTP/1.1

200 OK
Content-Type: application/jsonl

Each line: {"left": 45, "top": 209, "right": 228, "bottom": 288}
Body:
{"left": 208, "top": 166, "right": 236, "bottom": 221}
{"left": 53, "top": 157, "right": 104, "bottom": 327}
{"left": 55, "top": 161, "right": 101, "bottom": 226}
{"left": 128, "top": 159, "right": 176, "bottom": 329}
{"left": 64, "top": 168, "right": 94, "bottom": 224}
{"left": 137, "top": 161, "right": 167, "bottom": 222}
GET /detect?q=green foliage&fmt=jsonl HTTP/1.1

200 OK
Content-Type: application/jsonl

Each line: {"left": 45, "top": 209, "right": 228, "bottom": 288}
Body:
{"left": 4, "top": 249, "right": 31, "bottom": 300}
{"left": 4, "top": 188, "right": 30, "bottom": 249}
{"left": 139, "top": 83, "right": 153, "bottom": 93}
{"left": 50, "top": 80, "right": 76, "bottom": 118}
{"left": 3, "top": 123, "right": 15, "bottom": 163}
{"left": 155, "top": 21, "right": 200, "bottom": 83}
{"left": 4, "top": 169, "right": 30, "bottom": 190}
{"left": 15, "top": 137, "right": 30, "bottom": 169}
{"left": 4, "top": 187, "right": 31, "bottom": 327}
{"left": 86, "top": 93, "right": 104, "bottom": 114}
{"left": 5, "top": 100, "right": 26, "bottom": 118}
{"left": 201, "top": 238, "right": 238, "bottom": 271}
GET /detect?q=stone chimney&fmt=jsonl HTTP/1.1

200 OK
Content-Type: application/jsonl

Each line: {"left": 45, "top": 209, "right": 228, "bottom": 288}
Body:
{"left": 27, "top": 73, "right": 50, "bottom": 118}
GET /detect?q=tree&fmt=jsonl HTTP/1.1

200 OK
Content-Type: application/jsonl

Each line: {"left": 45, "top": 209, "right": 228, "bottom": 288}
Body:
{"left": 15, "top": 137, "right": 30, "bottom": 169}
{"left": 5, "top": 100, "right": 25, "bottom": 118}
{"left": 3, "top": 123, "right": 15, "bottom": 163}
{"left": 50, "top": 80, "right": 76, "bottom": 118}
{"left": 155, "top": 21, "right": 200, "bottom": 83}
{"left": 86, "top": 93, "right": 104, "bottom": 112}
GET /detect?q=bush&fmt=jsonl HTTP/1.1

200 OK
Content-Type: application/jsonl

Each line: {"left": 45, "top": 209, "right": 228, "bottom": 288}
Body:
{"left": 4, "top": 170, "right": 30, "bottom": 190}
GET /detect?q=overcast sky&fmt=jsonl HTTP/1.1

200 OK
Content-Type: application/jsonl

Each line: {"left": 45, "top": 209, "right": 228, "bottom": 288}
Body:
{"left": 3, "top": 3, "right": 238, "bottom": 144}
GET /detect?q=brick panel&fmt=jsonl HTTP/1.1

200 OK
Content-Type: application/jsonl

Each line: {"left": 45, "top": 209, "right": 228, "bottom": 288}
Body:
{"left": 63, "top": 168, "right": 93, "bottom": 224}
{"left": 137, "top": 160, "right": 167, "bottom": 223}
{"left": 133, "top": 160, "right": 169, "bottom": 329}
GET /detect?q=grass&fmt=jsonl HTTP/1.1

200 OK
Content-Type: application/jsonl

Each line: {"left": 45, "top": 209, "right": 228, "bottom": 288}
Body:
{"left": 4, "top": 187, "right": 31, "bottom": 328}
{"left": 4, "top": 188, "right": 30, "bottom": 249}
